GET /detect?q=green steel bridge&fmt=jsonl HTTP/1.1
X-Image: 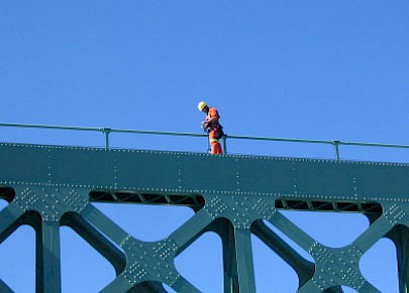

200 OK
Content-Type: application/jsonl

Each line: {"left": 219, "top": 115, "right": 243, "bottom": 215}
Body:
{"left": 1, "top": 123, "right": 409, "bottom": 292}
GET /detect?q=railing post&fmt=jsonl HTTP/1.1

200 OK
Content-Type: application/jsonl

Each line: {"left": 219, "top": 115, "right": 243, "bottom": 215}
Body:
{"left": 333, "top": 140, "right": 340, "bottom": 161}
{"left": 223, "top": 135, "right": 228, "bottom": 154}
{"left": 102, "top": 128, "right": 111, "bottom": 149}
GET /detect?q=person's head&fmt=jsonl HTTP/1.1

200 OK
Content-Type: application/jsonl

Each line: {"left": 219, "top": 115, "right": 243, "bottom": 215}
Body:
{"left": 197, "top": 101, "right": 209, "bottom": 113}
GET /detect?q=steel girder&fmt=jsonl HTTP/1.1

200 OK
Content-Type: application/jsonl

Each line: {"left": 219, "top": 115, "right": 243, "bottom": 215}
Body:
{"left": 0, "top": 142, "right": 409, "bottom": 292}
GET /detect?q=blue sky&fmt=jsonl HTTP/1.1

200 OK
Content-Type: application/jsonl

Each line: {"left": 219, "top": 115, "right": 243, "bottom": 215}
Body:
{"left": 1, "top": 1, "right": 408, "bottom": 292}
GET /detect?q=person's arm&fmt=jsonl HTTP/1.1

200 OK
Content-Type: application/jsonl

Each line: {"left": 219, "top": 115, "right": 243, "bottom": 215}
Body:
{"left": 205, "top": 116, "right": 217, "bottom": 126}
{"left": 204, "top": 108, "right": 219, "bottom": 127}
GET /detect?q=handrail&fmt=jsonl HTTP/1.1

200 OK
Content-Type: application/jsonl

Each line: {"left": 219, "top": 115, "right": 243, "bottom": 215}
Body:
{"left": 0, "top": 122, "right": 102, "bottom": 132}
{"left": 1, "top": 122, "right": 409, "bottom": 160}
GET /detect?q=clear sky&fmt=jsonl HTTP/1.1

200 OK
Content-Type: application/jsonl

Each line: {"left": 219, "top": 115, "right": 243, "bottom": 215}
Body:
{"left": 0, "top": 1, "right": 408, "bottom": 292}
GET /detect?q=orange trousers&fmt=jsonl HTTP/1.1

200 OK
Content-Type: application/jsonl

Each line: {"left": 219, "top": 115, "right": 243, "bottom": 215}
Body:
{"left": 209, "top": 129, "right": 223, "bottom": 154}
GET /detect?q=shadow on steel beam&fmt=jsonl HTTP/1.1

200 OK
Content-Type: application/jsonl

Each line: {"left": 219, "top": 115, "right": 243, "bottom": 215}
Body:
{"left": 89, "top": 190, "right": 205, "bottom": 212}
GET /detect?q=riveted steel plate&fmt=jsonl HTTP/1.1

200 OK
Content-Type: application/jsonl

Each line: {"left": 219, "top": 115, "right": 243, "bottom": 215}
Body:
{"left": 294, "top": 160, "right": 355, "bottom": 197}
{"left": 349, "top": 162, "right": 409, "bottom": 197}
{"left": 234, "top": 156, "right": 296, "bottom": 195}
{"left": 176, "top": 153, "right": 238, "bottom": 193}
{"left": 0, "top": 143, "right": 50, "bottom": 184}
{"left": 113, "top": 150, "right": 182, "bottom": 191}
{"left": 49, "top": 147, "right": 114, "bottom": 188}
{"left": 1, "top": 143, "right": 409, "bottom": 201}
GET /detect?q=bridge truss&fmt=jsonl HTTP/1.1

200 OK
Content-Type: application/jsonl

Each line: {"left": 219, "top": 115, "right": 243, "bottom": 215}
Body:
{"left": 1, "top": 142, "right": 409, "bottom": 292}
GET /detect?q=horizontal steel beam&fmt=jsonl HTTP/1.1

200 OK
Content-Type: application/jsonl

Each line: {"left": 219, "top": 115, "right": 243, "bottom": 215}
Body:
{"left": 1, "top": 143, "right": 408, "bottom": 203}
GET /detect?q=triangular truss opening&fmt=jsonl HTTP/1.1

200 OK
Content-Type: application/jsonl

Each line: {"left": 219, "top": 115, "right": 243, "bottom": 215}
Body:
{"left": 252, "top": 220, "right": 314, "bottom": 289}
{"left": 279, "top": 210, "right": 369, "bottom": 248}
{"left": 92, "top": 200, "right": 196, "bottom": 242}
{"left": 0, "top": 224, "right": 35, "bottom": 292}
{"left": 261, "top": 219, "right": 315, "bottom": 262}
{"left": 60, "top": 212, "right": 127, "bottom": 279}
{"left": 174, "top": 231, "right": 223, "bottom": 292}
{"left": 360, "top": 237, "right": 398, "bottom": 292}
{"left": 60, "top": 225, "right": 117, "bottom": 292}
{"left": 251, "top": 233, "right": 299, "bottom": 292}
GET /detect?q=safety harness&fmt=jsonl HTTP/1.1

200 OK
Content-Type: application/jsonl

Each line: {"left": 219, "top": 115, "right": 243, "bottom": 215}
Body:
{"left": 206, "top": 110, "right": 224, "bottom": 143}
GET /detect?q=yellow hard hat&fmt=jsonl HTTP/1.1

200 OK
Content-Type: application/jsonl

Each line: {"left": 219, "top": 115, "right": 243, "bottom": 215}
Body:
{"left": 198, "top": 101, "right": 207, "bottom": 111}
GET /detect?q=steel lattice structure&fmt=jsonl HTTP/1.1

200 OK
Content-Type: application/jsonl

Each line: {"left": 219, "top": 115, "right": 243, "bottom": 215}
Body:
{"left": 1, "top": 142, "right": 409, "bottom": 292}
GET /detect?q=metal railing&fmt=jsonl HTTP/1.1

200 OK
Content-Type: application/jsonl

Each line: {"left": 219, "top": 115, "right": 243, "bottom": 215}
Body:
{"left": 1, "top": 122, "right": 409, "bottom": 161}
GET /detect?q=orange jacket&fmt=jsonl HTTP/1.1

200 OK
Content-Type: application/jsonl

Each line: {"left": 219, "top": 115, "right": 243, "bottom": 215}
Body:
{"left": 206, "top": 107, "right": 220, "bottom": 129}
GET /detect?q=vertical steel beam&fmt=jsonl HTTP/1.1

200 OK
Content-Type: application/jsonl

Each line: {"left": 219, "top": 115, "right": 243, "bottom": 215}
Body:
{"left": 220, "top": 222, "right": 239, "bottom": 293}
{"left": 234, "top": 228, "right": 256, "bottom": 292}
{"left": 389, "top": 226, "right": 409, "bottom": 293}
{"left": 36, "top": 221, "right": 61, "bottom": 293}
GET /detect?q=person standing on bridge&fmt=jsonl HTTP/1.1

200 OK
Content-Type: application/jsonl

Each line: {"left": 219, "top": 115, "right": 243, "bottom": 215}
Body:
{"left": 198, "top": 101, "right": 224, "bottom": 155}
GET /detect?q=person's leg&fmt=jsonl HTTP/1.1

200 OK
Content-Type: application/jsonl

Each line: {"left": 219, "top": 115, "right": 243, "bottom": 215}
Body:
{"left": 211, "top": 142, "right": 223, "bottom": 154}
{"left": 209, "top": 130, "right": 219, "bottom": 154}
